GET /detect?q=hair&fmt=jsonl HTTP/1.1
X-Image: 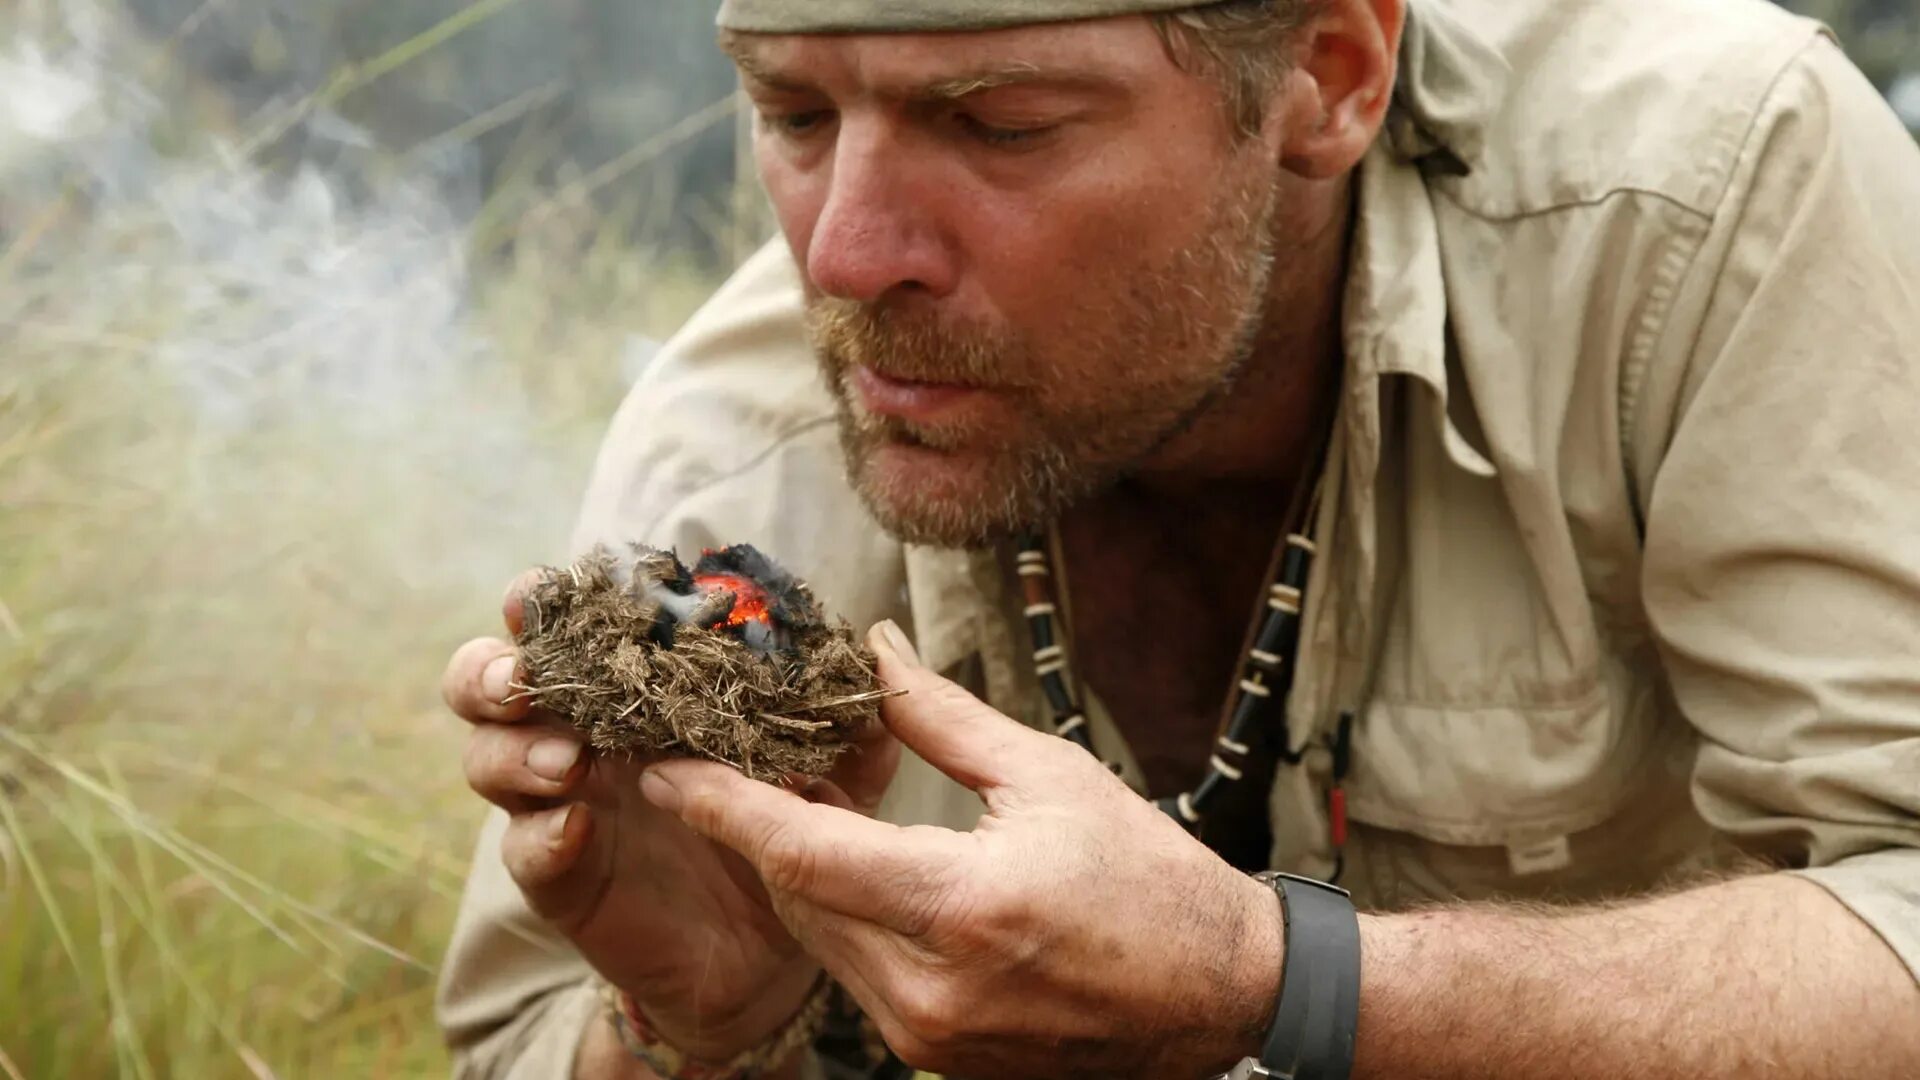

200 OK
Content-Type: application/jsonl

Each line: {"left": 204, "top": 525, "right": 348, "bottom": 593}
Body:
{"left": 1150, "top": 0, "right": 1326, "bottom": 138}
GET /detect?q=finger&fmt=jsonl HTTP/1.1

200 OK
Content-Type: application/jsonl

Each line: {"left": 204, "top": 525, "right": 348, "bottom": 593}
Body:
{"left": 499, "top": 803, "right": 593, "bottom": 910}
{"left": 464, "top": 724, "right": 586, "bottom": 811}
{"left": 642, "top": 758, "right": 957, "bottom": 926}
{"left": 501, "top": 567, "right": 548, "bottom": 639}
{"left": 867, "top": 620, "right": 1057, "bottom": 796}
{"left": 823, "top": 728, "right": 900, "bottom": 817}
{"left": 443, "top": 637, "right": 531, "bottom": 724}
{"left": 799, "top": 777, "right": 857, "bottom": 813}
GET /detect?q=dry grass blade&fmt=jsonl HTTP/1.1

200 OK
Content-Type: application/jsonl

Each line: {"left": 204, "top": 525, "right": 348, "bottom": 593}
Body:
{"left": 0, "top": 1043, "right": 24, "bottom": 1080}
{"left": 764, "top": 687, "right": 909, "bottom": 717}
{"left": 0, "top": 732, "right": 313, "bottom": 960}
{"left": 0, "top": 728, "right": 427, "bottom": 970}
{"left": 50, "top": 773, "right": 274, "bottom": 1077}
{"left": 130, "top": 748, "right": 468, "bottom": 894}
{"left": 0, "top": 781, "right": 97, "bottom": 1004}
{"left": 240, "top": 0, "right": 532, "bottom": 159}
{"left": 90, "top": 816, "right": 160, "bottom": 1080}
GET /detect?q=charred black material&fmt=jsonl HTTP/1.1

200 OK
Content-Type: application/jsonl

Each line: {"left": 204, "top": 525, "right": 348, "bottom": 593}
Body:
{"left": 693, "top": 544, "right": 822, "bottom": 634}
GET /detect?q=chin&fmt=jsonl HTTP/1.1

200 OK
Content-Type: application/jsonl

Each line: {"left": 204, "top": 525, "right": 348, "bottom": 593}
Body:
{"left": 851, "top": 440, "right": 1031, "bottom": 549}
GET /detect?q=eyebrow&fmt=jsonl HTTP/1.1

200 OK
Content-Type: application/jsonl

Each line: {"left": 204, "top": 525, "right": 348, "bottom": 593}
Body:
{"left": 723, "top": 38, "right": 1121, "bottom": 103}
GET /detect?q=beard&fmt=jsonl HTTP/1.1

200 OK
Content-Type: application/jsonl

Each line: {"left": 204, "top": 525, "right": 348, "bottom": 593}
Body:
{"left": 808, "top": 163, "right": 1281, "bottom": 549}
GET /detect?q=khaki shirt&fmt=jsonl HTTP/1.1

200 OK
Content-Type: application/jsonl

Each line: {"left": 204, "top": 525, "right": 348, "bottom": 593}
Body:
{"left": 437, "top": 0, "right": 1920, "bottom": 1074}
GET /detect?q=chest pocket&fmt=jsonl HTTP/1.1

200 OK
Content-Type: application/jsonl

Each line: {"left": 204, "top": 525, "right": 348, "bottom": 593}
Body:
{"left": 1340, "top": 401, "right": 1670, "bottom": 851}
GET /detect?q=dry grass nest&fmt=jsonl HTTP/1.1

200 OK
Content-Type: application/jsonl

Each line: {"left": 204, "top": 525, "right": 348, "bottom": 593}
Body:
{"left": 512, "top": 545, "right": 895, "bottom": 780}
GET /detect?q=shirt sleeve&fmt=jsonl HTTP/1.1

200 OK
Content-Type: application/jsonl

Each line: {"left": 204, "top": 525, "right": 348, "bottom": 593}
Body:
{"left": 437, "top": 809, "right": 601, "bottom": 1079}
{"left": 1636, "top": 37, "right": 1920, "bottom": 982}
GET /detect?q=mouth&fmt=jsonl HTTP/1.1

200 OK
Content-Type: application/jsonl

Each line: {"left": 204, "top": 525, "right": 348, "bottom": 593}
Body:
{"left": 849, "top": 365, "right": 995, "bottom": 424}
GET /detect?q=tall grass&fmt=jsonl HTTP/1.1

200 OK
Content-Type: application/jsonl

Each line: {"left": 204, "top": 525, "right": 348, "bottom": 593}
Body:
{"left": 0, "top": 0, "right": 741, "bottom": 1075}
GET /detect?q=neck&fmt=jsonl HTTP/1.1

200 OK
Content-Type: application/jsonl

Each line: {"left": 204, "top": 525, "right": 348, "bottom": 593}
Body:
{"left": 1126, "top": 174, "right": 1354, "bottom": 500}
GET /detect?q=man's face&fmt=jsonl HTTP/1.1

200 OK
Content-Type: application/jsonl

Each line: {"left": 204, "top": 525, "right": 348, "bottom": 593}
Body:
{"left": 732, "top": 19, "right": 1287, "bottom": 547}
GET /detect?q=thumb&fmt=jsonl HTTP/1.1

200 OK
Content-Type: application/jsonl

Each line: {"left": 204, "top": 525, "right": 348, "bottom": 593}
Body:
{"left": 868, "top": 620, "right": 1054, "bottom": 796}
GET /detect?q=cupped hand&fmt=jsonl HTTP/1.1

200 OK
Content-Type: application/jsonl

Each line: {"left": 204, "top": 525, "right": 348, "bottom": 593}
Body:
{"left": 441, "top": 570, "right": 902, "bottom": 1059}
{"left": 638, "top": 622, "right": 1284, "bottom": 1079}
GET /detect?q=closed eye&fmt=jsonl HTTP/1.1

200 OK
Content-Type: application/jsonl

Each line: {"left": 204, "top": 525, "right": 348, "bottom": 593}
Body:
{"left": 956, "top": 113, "right": 1057, "bottom": 148}
{"left": 764, "top": 109, "right": 836, "bottom": 139}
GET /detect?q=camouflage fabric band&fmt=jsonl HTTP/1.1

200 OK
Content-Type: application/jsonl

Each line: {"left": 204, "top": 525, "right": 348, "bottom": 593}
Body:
{"left": 717, "top": 0, "right": 1215, "bottom": 34}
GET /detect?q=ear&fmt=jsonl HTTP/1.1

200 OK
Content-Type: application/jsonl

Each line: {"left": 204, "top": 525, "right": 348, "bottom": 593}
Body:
{"left": 1276, "top": 0, "right": 1406, "bottom": 180}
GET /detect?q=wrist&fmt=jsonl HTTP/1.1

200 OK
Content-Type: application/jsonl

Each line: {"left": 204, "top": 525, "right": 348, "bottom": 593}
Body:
{"left": 1205, "top": 874, "right": 1291, "bottom": 1073}
{"left": 629, "top": 959, "right": 822, "bottom": 1062}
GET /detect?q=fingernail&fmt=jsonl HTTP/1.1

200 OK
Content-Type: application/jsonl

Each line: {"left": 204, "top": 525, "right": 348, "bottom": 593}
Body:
{"left": 526, "top": 739, "right": 582, "bottom": 783}
{"left": 547, "top": 804, "right": 575, "bottom": 846}
{"left": 877, "top": 619, "right": 921, "bottom": 667}
{"left": 639, "top": 768, "right": 683, "bottom": 814}
{"left": 482, "top": 654, "right": 517, "bottom": 704}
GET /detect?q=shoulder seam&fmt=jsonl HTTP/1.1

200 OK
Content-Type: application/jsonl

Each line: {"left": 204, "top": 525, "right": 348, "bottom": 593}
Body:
{"left": 1431, "top": 23, "right": 1829, "bottom": 224}
{"left": 1615, "top": 33, "right": 1829, "bottom": 532}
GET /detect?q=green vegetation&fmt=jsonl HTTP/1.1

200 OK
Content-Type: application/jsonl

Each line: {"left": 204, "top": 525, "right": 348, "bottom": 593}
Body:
{"left": 1, "top": 0, "right": 1912, "bottom": 1077}
{"left": 0, "top": 2, "right": 735, "bottom": 1075}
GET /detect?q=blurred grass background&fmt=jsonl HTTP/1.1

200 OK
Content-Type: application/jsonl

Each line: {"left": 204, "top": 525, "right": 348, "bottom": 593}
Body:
{"left": 0, "top": 0, "right": 1914, "bottom": 1077}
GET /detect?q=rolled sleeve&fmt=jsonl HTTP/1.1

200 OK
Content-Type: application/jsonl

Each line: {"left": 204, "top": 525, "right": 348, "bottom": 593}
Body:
{"left": 1637, "top": 39, "right": 1920, "bottom": 981}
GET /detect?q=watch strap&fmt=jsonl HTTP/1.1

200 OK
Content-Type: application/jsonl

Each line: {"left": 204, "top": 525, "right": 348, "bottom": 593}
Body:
{"left": 1252, "top": 871, "right": 1361, "bottom": 1080}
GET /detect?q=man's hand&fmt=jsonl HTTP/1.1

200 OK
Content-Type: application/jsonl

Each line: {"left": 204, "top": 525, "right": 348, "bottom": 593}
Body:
{"left": 441, "top": 571, "right": 902, "bottom": 1062}
{"left": 638, "top": 621, "right": 1284, "bottom": 1079}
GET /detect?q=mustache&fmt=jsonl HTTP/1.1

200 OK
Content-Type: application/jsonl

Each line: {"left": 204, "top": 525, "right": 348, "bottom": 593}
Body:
{"left": 805, "top": 298, "right": 1028, "bottom": 389}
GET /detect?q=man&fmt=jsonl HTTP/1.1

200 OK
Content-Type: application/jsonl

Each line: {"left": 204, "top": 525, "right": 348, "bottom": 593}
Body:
{"left": 436, "top": 0, "right": 1920, "bottom": 1076}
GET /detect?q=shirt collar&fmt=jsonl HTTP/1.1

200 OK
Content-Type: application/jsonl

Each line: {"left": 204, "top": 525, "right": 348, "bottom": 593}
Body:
{"left": 1383, "top": 0, "right": 1511, "bottom": 173}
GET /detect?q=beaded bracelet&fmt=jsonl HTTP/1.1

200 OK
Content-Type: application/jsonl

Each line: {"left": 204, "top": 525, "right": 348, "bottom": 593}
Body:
{"left": 599, "top": 974, "right": 834, "bottom": 1080}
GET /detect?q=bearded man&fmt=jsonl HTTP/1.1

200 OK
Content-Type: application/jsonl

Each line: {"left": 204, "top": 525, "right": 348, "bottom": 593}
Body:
{"left": 434, "top": 0, "right": 1920, "bottom": 1076}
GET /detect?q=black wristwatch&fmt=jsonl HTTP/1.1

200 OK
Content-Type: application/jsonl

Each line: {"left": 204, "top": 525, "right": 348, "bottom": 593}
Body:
{"left": 1220, "top": 871, "right": 1362, "bottom": 1080}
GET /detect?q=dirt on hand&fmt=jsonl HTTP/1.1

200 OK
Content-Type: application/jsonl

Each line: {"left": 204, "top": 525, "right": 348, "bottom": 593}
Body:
{"left": 512, "top": 545, "right": 895, "bottom": 781}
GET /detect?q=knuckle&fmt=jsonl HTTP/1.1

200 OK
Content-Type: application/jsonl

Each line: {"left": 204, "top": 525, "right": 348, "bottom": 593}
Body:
{"left": 881, "top": 1026, "right": 942, "bottom": 1074}
{"left": 755, "top": 820, "right": 819, "bottom": 896}
{"left": 889, "top": 978, "right": 962, "bottom": 1060}
{"left": 443, "top": 637, "right": 507, "bottom": 714}
{"left": 500, "top": 813, "right": 562, "bottom": 887}
{"left": 461, "top": 727, "right": 520, "bottom": 796}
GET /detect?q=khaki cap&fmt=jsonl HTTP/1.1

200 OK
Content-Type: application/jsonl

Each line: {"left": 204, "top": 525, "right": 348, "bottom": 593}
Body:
{"left": 717, "top": 0, "right": 1213, "bottom": 34}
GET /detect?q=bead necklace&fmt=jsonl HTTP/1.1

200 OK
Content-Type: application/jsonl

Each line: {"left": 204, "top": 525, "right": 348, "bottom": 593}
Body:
{"left": 1015, "top": 506, "right": 1320, "bottom": 835}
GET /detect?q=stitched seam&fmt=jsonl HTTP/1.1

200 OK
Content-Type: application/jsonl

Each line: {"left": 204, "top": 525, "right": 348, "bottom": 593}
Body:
{"left": 1433, "top": 183, "right": 1713, "bottom": 226}
{"left": 1625, "top": 35, "right": 1829, "bottom": 505}
{"left": 1618, "top": 225, "right": 1710, "bottom": 534}
{"left": 634, "top": 414, "right": 838, "bottom": 539}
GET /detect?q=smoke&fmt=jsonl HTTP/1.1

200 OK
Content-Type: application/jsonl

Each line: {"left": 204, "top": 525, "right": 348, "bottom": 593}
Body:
{"left": 0, "top": 0, "right": 623, "bottom": 724}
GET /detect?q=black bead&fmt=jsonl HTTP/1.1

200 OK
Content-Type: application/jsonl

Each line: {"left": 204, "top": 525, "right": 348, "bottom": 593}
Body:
{"left": 1280, "top": 545, "right": 1313, "bottom": 589}
{"left": 1027, "top": 615, "right": 1054, "bottom": 651}
{"left": 1253, "top": 610, "right": 1296, "bottom": 657}
{"left": 1191, "top": 770, "right": 1229, "bottom": 812}
{"left": 1040, "top": 672, "right": 1075, "bottom": 715}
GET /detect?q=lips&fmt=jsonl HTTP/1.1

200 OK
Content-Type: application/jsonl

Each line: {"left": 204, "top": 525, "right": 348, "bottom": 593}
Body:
{"left": 849, "top": 365, "right": 993, "bottom": 424}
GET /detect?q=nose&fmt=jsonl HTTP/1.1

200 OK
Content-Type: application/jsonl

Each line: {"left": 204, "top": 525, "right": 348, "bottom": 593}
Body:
{"left": 803, "top": 122, "right": 958, "bottom": 304}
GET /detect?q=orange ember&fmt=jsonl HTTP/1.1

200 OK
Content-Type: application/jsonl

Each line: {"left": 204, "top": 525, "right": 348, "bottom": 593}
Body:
{"left": 693, "top": 573, "right": 775, "bottom": 629}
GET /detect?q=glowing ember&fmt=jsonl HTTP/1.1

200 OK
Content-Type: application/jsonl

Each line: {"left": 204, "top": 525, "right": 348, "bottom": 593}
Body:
{"left": 693, "top": 573, "right": 775, "bottom": 630}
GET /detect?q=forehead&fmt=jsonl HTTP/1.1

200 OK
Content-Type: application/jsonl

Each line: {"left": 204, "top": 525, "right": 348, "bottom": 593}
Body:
{"left": 721, "top": 19, "right": 1177, "bottom": 97}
